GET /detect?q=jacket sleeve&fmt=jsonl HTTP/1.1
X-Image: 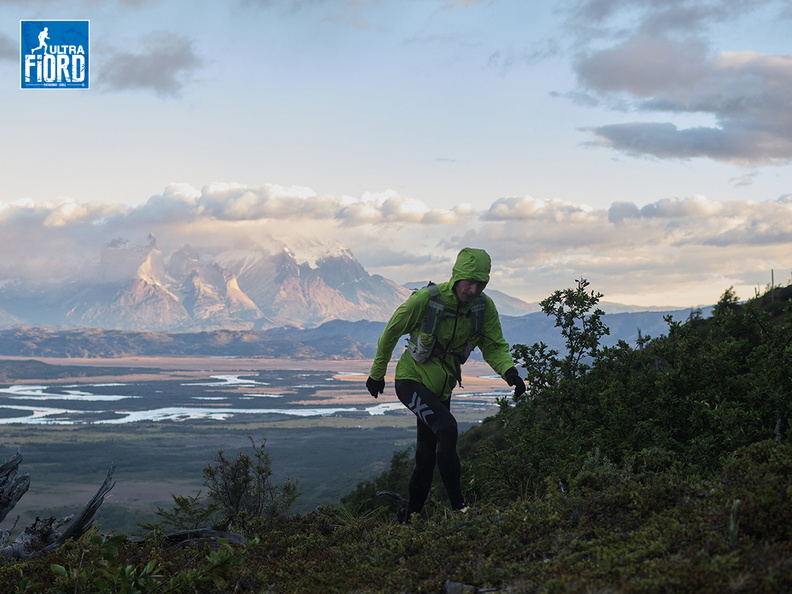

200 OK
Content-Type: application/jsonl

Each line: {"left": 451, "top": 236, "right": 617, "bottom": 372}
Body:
{"left": 478, "top": 296, "right": 516, "bottom": 378}
{"left": 369, "top": 291, "right": 427, "bottom": 381}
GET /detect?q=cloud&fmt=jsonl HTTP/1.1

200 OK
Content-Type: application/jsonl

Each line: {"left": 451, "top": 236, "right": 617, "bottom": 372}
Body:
{"left": 608, "top": 201, "right": 640, "bottom": 223}
{"left": 587, "top": 122, "right": 735, "bottom": 160}
{"left": 194, "top": 183, "right": 340, "bottom": 221}
{"left": 119, "top": 183, "right": 472, "bottom": 229}
{"left": 96, "top": 31, "right": 203, "bottom": 97}
{"left": 471, "top": 192, "right": 792, "bottom": 305}
{"left": 566, "top": 0, "right": 792, "bottom": 165}
{"left": 482, "top": 196, "right": 596, "bottom": 223}
{"left": 575, "top": 37, "right": 711, "bottom": 97}
{"left": 729, "top": 171, "right": 758, "bottom": 187}
{"left": 567, "top": 0, "right": 788, "bottom": 40}
{"left": 639, "top": 195, "right": 724, "bottom": 218}
{"left": 0, "top": 32, "right": 15, "bottom": 61}
{"left": 577, "top": 45, "right": 792, "bottom": 164}
{"left": 0, "top": 183, "right": 789, "bottom": 308}
{"left": 380, "top": 195, "right": 430, "bottom": 223}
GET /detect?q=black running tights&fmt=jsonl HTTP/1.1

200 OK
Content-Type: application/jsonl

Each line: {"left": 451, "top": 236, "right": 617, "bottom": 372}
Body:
{"left": 395, "top": 379, "right": 465, "bottom": 515}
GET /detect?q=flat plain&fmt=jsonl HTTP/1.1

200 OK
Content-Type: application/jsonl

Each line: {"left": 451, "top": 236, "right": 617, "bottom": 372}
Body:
{"left": 0, "top": 357, "right": 507, "bottom": 532}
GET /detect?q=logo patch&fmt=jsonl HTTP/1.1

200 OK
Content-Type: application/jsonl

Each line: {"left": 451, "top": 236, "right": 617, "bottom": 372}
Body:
{"left": 21, "top": 20, "right": 89, "bottom": 89}
{"left": 408, "top": 392, "right": 435, "bottom": 424}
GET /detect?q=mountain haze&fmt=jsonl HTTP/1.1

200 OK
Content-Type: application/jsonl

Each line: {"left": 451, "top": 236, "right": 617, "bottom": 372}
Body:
{"left": 0, "top": 306, "right": 712, "bottom": 360}
{"left": 215, "top": 245, "right": 411, "bottom": 328}
{"left": 0, "top": 235, "right": 410, "bottom": 332}
{"left": 0, "top": 233, "right": 699, "bottom": 336}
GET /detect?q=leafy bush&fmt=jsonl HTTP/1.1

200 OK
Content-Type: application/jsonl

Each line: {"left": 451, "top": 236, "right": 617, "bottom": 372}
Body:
{"left": 45, "top": 530, "right": 251, "bottom": 593}
{"left": 4, "top": 281, "right": 792, "bottom": 592}
{"left": 143, "top": 437, "right": 299, "bottom": 534}
{"left": 202, "top": 437, "right": 300, "bottom": 531}
{"left": 477, "top": 281, "right": 792, "bottom": 506}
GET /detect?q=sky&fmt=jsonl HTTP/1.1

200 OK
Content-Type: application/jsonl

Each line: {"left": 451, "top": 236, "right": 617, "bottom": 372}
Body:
{"left": 0, "top": 0, "right": 791, "bottom": 308}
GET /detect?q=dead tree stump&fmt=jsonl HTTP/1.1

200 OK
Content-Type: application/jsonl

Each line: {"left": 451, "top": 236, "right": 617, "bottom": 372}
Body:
{"left": 0, "top": 457, "right": 115, "bottom": 561}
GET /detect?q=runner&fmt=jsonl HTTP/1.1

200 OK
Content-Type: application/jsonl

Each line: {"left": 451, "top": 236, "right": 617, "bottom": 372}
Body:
{"left": 366, "top": 247, "right": 525, "bottom": 520}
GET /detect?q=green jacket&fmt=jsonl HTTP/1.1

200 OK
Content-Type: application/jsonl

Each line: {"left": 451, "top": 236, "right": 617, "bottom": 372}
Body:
{"left": 369, "top": 248, "right": 515, "bottom": 400}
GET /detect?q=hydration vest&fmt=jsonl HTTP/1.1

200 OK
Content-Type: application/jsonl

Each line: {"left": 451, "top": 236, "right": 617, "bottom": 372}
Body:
{"left": 407, "top": 282, "right": 487, "bottom": 368}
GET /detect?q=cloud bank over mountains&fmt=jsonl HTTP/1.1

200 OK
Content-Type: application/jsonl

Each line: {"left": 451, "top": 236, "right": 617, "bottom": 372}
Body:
{"left": 0, "top": 183, "right": 788, "bottom": 308}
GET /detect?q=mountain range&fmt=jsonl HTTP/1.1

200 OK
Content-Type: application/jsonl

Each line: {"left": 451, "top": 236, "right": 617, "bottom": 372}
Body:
{"left": 0, "top": 234, "right": 711, "bottom": 360}
{"left": 0, "top": 234, "right": 574, "bottom": 333}
{"left": 0, "top": 235, "right": 415, "bottom": 332}
{"left": 0, "top": 305, "right": 709, "bottom": 361}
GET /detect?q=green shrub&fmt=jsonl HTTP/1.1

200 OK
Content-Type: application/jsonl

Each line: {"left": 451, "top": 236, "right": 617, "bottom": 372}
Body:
{"left": 6, "top": 281, "right": 792, "bottom": 593}
{"left": 202, "top": 437, "right": 300, "bottom": 531}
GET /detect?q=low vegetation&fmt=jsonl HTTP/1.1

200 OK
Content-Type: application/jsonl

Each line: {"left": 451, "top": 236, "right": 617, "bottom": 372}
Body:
{"left": 2, "top": 281, "right": 791, "bottom": 592}
{"left": 0, "top": 359, "right": 159, "bottom": 382}
{"left": 0, "top": 327, "right": 378, "bottom": 359}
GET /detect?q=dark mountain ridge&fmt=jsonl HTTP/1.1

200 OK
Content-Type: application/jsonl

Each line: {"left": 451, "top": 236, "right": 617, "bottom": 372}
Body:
{"left": 0, "top": 304, "right": 710, "bottom": 360}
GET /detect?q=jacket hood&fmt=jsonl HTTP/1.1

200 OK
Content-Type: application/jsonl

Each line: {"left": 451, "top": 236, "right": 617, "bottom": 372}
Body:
{"left": 450, "top": 247, "right": 491, "bottom": 287}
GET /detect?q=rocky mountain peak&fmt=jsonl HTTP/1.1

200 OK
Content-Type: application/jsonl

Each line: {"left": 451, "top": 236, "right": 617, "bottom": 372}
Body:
{"left": 100, "top": 236, "right": 168, "bottom": 285}
{"left": 0, "top": 234, "right": 414, "bottom": 332}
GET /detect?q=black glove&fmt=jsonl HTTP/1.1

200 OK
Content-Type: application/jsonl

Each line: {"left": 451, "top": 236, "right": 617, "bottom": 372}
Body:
{"left": 366, "top": 376, "right": 385, "bottom": 398}
{"left": 504, "top": 367, "right": 526, "bottom": 399}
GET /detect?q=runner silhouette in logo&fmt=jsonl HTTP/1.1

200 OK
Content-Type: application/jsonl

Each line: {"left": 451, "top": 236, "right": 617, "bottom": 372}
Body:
{"left": 31, "top": 27, "right": 49, "bottom": 53}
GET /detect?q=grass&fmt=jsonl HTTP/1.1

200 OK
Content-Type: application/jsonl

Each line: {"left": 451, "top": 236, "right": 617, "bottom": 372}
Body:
{"left": 0, "top": 420, "right": 418, "bottom": 531}
{"left": 6, "top": 451, "right": 792, "bottom": 594}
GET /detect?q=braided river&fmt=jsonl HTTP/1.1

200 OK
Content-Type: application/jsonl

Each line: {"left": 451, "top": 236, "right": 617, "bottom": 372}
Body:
{"left": 0, "top": 368, "right": 506, "bottom": 425}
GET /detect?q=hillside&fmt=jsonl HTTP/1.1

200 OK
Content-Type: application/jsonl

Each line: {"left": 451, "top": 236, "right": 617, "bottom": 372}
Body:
{"left": 0, "top": 325, "right": 382, "bottom": 359}
{"left": 0, "top": 359, "right": 159, "bottom": 382}
{"left": 1, "top": 283, "right": 788, "bottom": 592}
{"left": 0, "top": 305, "right": 707, "bottom": 360}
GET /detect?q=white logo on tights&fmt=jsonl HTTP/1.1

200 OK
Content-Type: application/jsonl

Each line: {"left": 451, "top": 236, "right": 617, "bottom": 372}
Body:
{"left": 408, "top": 392, "right": 434, "bottom": 423}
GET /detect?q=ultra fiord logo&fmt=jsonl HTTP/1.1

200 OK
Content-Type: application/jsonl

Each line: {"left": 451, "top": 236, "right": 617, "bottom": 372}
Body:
{"left": 21, "top": 20, "right": 89, "bottom": 89}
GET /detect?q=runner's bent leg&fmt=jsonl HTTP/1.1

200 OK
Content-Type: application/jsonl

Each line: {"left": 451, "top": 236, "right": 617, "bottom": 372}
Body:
{"left": 406, "top": 417, "right": 436, "bottom": 516}
{"left": 395, "top": 380, "right": 465, "bottom": 513}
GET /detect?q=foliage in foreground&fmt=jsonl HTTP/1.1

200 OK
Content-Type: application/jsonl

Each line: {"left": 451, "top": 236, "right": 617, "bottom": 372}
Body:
{"left": 2, "top": 439, "right": 792, "bottom": 593}
{"left": 2, "top": 281, "right": 792, "bottom": 592}
{"left": 141, "top": 436, "right": 299, "bottom": 534}
{"left": 470, "top": 280, "right": 792, "bottom": 506}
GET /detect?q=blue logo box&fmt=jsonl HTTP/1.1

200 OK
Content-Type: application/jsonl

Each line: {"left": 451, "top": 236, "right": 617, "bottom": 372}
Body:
{"left": 21, "top": 20, "right": 89, "bottom": 89}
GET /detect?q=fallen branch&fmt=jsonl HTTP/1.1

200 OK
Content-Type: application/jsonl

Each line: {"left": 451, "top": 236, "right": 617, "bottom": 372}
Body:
{"left": 0, "top": 461, "right": 115, "bottom": 561}
{"left": 0, "top": 454, "right": 245, "bottom": 561}
{"left": 0, "top": 453, "right": 30, "bottom": 526}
